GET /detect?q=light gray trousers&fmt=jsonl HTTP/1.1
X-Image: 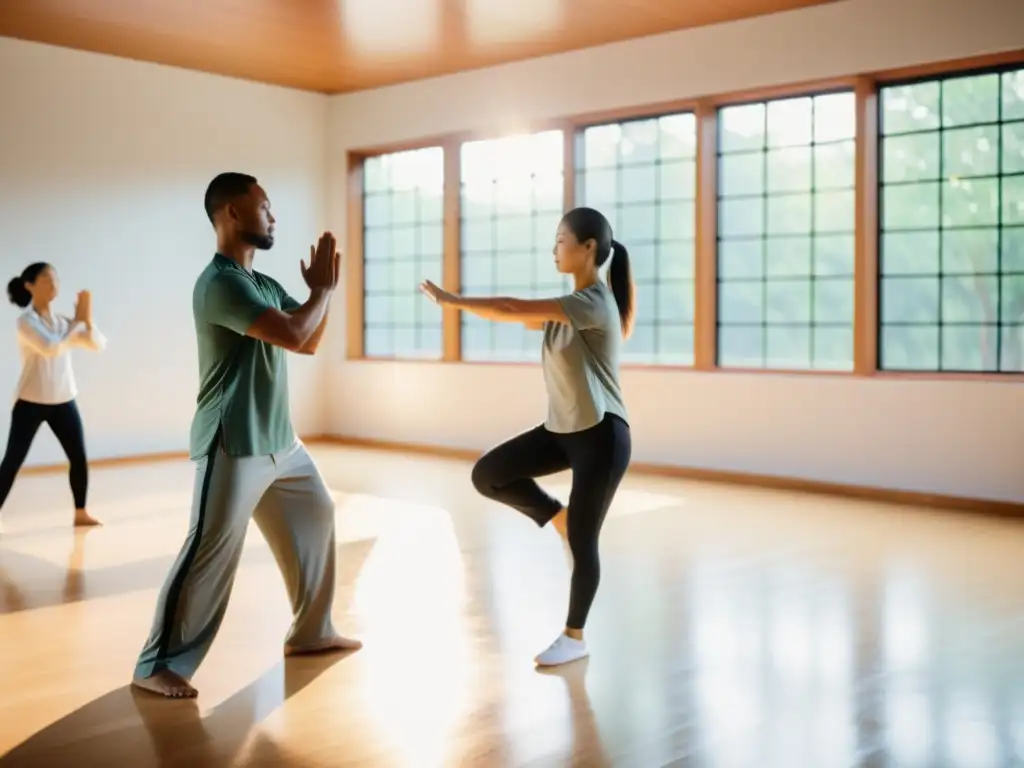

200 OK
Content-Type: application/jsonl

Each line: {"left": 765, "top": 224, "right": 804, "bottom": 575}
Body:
{"left": 134, "top": 439, "right": 337, "bottom": 680}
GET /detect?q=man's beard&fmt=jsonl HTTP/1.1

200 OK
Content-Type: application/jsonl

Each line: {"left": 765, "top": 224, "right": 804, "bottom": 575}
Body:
{"left": 241, "top": 230, "right": 274, "bottom": 250}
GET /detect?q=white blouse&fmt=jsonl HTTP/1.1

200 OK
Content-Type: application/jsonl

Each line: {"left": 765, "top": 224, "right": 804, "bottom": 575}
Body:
{"left": 14, "top": 307, "right": 107, "bottom": 405}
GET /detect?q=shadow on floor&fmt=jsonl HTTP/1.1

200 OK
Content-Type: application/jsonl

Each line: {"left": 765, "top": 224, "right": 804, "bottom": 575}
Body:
{"left": 0, "top": 535, "right": 379, "bottom": 615}
{"left": 0, "top": 651, "right": 353, "bottom": 768}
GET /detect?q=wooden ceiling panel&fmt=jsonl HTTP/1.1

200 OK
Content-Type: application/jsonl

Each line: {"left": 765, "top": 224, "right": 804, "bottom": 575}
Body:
{"left": 0, "top": 0, "right": 839, "bottom": 93}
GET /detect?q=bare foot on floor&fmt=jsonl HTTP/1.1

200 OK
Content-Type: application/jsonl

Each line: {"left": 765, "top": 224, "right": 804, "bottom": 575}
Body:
{"left": 131, "top": 669, "right": 197, "bottom": 698}
{"left": 551, "top": 508, "right": 569, "bottom": 542}
{"left": 284, "top": 635, "right": 363, "bottom": 657}
{"left": 74, "top": 509, "right": 102, "bottom": 527}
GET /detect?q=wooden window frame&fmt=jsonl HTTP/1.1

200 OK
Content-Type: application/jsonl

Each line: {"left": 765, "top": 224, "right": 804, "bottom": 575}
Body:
{"left": 455, "top": 128, "right": 573, "bottom": 364}
{"left": 873, "top": 59, "right": 1024, "bottom": 377}
{"left": 345, "top": 142, "right": 451, "bottom": 361}
{"left": 572, "top": 107, "right": 702, "bottom": 369}
{"left": 344, "top": 49, "right": 1024, "bottom": 381}
{"left": 711, "top": 84, "right": 859, "bottom": 374}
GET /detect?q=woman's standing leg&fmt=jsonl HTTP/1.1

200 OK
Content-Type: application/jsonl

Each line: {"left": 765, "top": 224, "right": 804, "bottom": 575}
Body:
{"left": 470, "top": 424, "right": 571, "bottom": 527}
{"left": 45, "top": 400, "right": 100, "bottom": 526}
{"left": 534, "top": 415, "right": 632, "bottom": 666}
{"left": 0, "top": 400, "right": 47, "bottom": 525}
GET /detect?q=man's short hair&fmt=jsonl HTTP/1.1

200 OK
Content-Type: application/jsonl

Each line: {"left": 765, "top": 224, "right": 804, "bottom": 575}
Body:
{"left": 204, "top": 172, "right": 258, "bottom": 223}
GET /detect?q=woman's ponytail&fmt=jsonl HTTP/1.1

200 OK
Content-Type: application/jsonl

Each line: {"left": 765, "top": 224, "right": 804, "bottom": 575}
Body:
{"left": 607, "top": 239, "right": 635, "bottom": 339}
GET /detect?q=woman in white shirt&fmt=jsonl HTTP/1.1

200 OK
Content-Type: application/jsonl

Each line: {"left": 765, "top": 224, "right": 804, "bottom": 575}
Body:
{"left": 0, "top": 262, "right": 106, "bottom": 528}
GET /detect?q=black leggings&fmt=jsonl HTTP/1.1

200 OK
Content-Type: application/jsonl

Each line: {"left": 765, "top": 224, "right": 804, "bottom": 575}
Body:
{"left": 471, "top": 413, "right": 631, "bottom": 630}
{"left": 0, "top": 399, "right": 89, "bottom": 510}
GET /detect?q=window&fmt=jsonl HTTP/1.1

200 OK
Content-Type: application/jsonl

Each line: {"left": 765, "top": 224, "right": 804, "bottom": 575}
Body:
{"left": 362, "top": 147, "right": 445, "bottom": 359}
{"left": 459, "top": 130, "right": 566, "bottom": 362}
{"left": 879, "top": 67, "right": 1024, "bottom": 372}
{"left": 575, "top": 114, "right": 698, "bottom": 364}
{"left": 717, "top": 92, "right": 857, "bottom": 370}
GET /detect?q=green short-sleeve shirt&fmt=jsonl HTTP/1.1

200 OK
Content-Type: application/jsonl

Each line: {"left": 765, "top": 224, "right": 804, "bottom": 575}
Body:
{"left": 188, "top": 254, "right": 301, "bottom": 459}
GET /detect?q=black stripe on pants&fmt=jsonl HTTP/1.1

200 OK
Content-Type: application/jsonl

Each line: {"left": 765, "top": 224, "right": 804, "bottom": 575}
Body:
{"left": 0, "top": 399, "right": 89, "bottom": 510}
{"left": 470, "top": 413, "right": 632, "bottom": 630}
{"left": 151, "top": 437, "right": 218, "bottom": 671}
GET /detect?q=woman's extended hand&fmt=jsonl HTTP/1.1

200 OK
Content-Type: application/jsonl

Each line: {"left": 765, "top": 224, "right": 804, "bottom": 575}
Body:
{"left": 419, "top": 280, "right": 456, "bottom": 306}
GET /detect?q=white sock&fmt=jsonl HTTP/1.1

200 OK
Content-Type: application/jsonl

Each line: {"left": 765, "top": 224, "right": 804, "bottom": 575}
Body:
{"left": 534, "top": 633, "right": 589, "bottom": 667}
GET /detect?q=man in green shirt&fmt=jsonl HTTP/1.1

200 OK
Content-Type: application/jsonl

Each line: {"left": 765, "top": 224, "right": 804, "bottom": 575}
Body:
{"left": 132, "top": 172, "right": 360, "bottom": 699}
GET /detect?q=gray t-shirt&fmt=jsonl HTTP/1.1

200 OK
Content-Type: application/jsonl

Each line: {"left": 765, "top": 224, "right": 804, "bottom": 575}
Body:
{"left": 542, "top": 281, "right": 629, "bottom": 434}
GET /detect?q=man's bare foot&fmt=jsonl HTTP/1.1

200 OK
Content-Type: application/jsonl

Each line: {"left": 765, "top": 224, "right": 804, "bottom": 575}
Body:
{"left": 74, "top": 509, "right": 102, "bottom": 527}
{"left": 284, "top": 635, "right": 363, "bottom": 657}
{"left": 551, "top": 507, "right": 569, "bottom": 541}
{"left": 131, "top": 669, "right": 197, "bottom": 698}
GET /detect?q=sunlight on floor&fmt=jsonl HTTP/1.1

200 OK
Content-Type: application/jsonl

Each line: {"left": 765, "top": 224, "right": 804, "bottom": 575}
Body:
{"left": 346, "top": 495, "right": 474, "bottom": 768}
{"left": 541, "top": 484, "right": 685, "bottom": 520}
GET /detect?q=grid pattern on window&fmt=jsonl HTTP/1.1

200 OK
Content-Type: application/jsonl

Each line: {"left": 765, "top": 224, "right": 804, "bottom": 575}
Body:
{"left": 362, "top": 147, "right": 445, "bottom": 359}
{"left": 716, "top": 92, "right": 857, "bottom": 370}
{"left": 459, "top": 130, "right": 566, "bottom": 362}
{"left": 879, "top": 67, "right": 1024, "bottom": 372}
{"left": 574, "top": 114, "right": 697, "bottom": 364}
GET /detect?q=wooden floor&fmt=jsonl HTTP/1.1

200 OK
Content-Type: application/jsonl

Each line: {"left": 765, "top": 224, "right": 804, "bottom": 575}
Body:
{"left": 1, "top": 446, "right": 1023, "bottom": 768}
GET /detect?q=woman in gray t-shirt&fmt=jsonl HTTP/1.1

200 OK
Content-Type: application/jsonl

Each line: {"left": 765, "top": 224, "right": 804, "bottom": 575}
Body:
{"left": 420, "top": 207, "right": 633, "bottom": 668}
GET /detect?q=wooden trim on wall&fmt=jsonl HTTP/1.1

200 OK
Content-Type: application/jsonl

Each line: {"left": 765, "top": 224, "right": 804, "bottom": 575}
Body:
{"left": 871, "top": 48, "right": 1024, "bottom": 83}
{"left": 702, "top": 76, "right": 858, "bottom": 108}
{"left": 693, "top": 100, "right": 718, "bottom": 371}
{"left": 344, "top": 154, "right": 365, "bottom": 360}
{"left": 26, "top": 437, "right": 1017, "bottom": 518}
{"left": 853, "top": 76, "right": 879, "bottom": 376}
{"left": 567, "top": 98, "right": 700, "bottom": 130}
{"left": 18, "top": 433, "right": 319, "bottom": 478}
{"left": 442, "top": 139, "right": 462, "bottom": 361}
{"left": 21, "top": 449, "right": 191, "bottom": 476}
{"left": 349, "top": 135, "right": 462, "bottom": 160}
{"left": 315, "top": 434, "right": 1024, "bottom": 518}
{"left": 441, "top": 119, "right": 578, "bottom": 150}
{"left": 562, "top": 125, "right": 575, "bottom": 211}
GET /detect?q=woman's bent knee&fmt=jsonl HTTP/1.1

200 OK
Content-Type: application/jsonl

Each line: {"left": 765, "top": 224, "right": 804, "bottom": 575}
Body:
{"left": 470, "top": 456, "right": 497, "bottom": 498}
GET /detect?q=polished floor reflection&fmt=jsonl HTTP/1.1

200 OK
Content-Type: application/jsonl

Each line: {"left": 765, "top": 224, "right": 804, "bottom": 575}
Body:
{"left": 1, "top": 445, "right": 1023, "bottom": 767}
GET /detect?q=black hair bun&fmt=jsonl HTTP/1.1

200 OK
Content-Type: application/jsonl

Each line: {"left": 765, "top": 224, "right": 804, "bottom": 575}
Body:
{"left": 7, "top": 277, "right": 30, "bottom": 308}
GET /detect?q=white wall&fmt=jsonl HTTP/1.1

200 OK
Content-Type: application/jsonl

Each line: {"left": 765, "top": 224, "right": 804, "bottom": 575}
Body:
{"left": 0, "top": 38, "right": 328, "bottom": 466}
{"left": 2, "top": 0, "right": 1021, "bottom": 503}
{"left": 325, "top": 0, "right": 1024, "bottom": 504}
